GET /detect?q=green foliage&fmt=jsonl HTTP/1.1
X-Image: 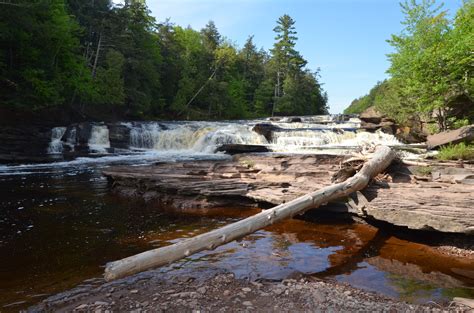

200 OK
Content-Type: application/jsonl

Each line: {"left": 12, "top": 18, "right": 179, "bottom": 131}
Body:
{"left": 344, "top": 80, "right": 405, "bottom": 122}
{"left": 0, "top": 0, "right": 93, "bottom": 109}
{"left": 0, "top": 3, "right": 327, "bottom": 120}
{"left": 254, "top": 79, "right": 275, "bottom": 115}
{"left": 345, "top": 0, "right": 473, "bottom": 130}
{"left": 437, "top": 143, "right": 474, "bottom": 160}
{"left": 270, "top": 15, "right": 326, "bottom": 116}
{"left": 413, "top": 166, "right": 432, "bottom": 176}
{"left": 271, "top": 14, "right": 306, "bottom": 75}
{"left": 344, "top": 81, "right": 390, "bottom": 114}
{"left": 449, "top": 117, "right": 470, "bottom": 129}
{"left": 387, "top": 0, "right": 452, "bottom": 128}
{"left": 94, "top": 50, "right": 125, "bottom": 106}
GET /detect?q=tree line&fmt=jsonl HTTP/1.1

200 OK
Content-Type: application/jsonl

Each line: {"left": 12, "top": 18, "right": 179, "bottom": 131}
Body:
{"left": 0, "top": 0, "right": 328, "bottom": 121}
{"left": 345, "top": 0, "right": 473, "bottom": 131}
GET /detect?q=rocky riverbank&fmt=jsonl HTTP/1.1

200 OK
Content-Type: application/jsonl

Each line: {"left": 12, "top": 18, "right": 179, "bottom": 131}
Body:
{"left": 30, "top": 269, "right": 470, "bottom": 312}
{"left": 103, "top": 153, "right": 474, "bottom": 234}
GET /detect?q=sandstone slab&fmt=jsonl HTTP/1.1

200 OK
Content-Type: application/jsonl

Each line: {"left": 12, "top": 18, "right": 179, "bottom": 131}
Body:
{"left": 103, "top": 155, "right": 474, "bottom": 234}
{"left": 427, "top": 125, "right": 474, "bottom": 149}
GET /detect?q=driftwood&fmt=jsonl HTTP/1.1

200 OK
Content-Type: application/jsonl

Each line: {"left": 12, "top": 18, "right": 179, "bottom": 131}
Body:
{"left": 344, "top": 156, "right": 472, "bottom": 168}
{"left": 453, "top": 297, "right": 474, "bottom": 310}
{"left": 103, "top": 146, "right": 396, "bottom": 281}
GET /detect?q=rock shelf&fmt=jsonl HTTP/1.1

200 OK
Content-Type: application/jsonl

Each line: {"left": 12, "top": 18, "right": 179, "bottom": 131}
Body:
{"left": 103, "top": 153, "right": 474, "bottom": 234}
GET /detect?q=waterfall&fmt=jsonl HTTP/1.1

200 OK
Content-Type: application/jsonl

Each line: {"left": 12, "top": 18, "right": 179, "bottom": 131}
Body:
{"left": 46, "top": 116, "right": 403, "bottom": 157}
{"left": 47, "top": 127, "right": 67, "bottom": 154}
{"left": 191, "top": 124, "right": 266, "bottom": 153}
{"left": 130, "top": 123, "right": 162, "bottom": 149}
{"left": 88, "top": 125, "right": 110, "bottom": 153}
{"left": 270, "top": 129, "right": 402, "bottom": 152}
{"left": 65, "top": 127, "right": 77, "bottom": 151}
{"left": 129, "top": 122, "right": 266, "bottom": 153}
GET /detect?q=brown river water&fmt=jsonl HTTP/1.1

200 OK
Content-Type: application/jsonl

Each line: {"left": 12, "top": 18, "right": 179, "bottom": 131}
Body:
{"left": 0, "top": 159, "right": 473, "bottom": 310}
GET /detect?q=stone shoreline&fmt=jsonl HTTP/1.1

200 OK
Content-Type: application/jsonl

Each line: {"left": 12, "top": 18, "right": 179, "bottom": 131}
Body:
{"left": 30, "top": 269, "right": 470, "bottom": 312}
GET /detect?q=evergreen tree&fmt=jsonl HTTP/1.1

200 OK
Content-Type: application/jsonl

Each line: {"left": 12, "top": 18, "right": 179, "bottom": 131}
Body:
{"left": 200, "top": 21, "right": 221, "bottom": 52}
{"left": 0, "top": 4, "right": 328, "bottom": 120}
{"left": 239, "top": 36, "right": 266, "bottom": 111}
{"left": 271, "top": 14, "right": 306, "bottom": 76}
{"left": 269, "top": 14, "right": 324, "bottom": 116}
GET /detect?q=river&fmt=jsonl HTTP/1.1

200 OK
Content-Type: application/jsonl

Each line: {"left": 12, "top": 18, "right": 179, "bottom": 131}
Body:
{"left": 0, "top": 117, "right": 473, "bottom": 310}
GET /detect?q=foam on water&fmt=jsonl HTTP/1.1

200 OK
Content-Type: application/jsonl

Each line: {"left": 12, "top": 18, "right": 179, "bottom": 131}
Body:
{"left": 126, "top": 117, "right": 384, "bottom": 155}
{"left": 130, "top": 123, "right": 162, "bottom": 149}
{"left": 129, "top": 122, "right": 266, "bottom": 153}
{"left": 270, "top": 129, "right": 402, "bottom": 152}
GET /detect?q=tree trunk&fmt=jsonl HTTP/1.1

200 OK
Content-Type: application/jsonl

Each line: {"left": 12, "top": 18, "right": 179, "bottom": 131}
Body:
{"left": 180, "top": 64, "right": 219, "bottom": 118}
{"left": 104, "top": 146, "right": 396, "bottom": 281}
{"left": 92, "top": 33, "right": 102, "bottom": 78}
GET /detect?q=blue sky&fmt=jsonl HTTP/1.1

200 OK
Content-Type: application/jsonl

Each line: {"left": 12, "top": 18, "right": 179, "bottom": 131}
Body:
{"left": 144, "top": 0, "right": 464, "bottom": 113}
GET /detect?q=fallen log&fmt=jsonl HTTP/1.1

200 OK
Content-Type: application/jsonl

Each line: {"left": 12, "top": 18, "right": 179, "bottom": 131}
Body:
{"left": 453, "top": 297, "right": 474, "bottom": 310}
{"left": 104, "top": 146, "right": 396, "bottom": 281}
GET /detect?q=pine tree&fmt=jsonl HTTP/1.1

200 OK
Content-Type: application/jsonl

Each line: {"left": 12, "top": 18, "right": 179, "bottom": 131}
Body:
{"left": 270, "top": 14, "right": 309, "bottom": 115}
{"left": 271, "top": 15, "right": 306, "bottom": 76}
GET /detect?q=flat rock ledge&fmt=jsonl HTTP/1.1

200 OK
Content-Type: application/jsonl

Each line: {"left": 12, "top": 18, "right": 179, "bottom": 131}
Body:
{"left": 103, "top": 154, "right": 474, "bottom": 234}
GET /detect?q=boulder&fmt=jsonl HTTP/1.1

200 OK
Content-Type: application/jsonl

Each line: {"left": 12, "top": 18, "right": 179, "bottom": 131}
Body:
{"left": 379, "top": 121, "right": 397, "bottom": 135}
{"left": 215, "top": 144, "right": 270, "bottom": 155}
{"left": 286, "top": 117, "right": 302, "bottom": 123}
{"left": 267, "top": 117, "right": 281, "bottom": 122}
{"left": 427, "top": 125, "right": 474, "bottom": 149}
{"left": 75, "top": 122, "right": 93, "bottom": 151}
{"left": 359, "top": 108, "right": 398, "bottom": 135}
{"left": 108, "top": 124, "right": 131, "bottom": 149}
{"left": 61, "top": 126, "right": 77, "bottom": 146}
{"left": 360, "top": 122, "right": 380, "bottom": 132}
{"left": 395, "top": 126, "right": 427, "bottom": 144}
{"left": 359, "top": 107, "right": 383, "bottom": 124}
{"left": 0, "top": 125, "right": 51, "bottom": 163}
{"left": 252, "top": 123, "right": 281, "bottom": 142}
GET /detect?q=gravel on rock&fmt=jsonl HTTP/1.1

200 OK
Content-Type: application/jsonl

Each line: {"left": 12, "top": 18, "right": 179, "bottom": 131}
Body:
{"left": 29, "top": 269, "right": 469, "bottom": 313}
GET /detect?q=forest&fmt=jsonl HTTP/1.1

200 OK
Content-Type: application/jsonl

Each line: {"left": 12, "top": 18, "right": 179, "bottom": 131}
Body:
{"left": 0, "top": 0, "right": 328, "bottom": 121}
{"left": 345, "top": 0, "right": 473, "bottom": 131}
